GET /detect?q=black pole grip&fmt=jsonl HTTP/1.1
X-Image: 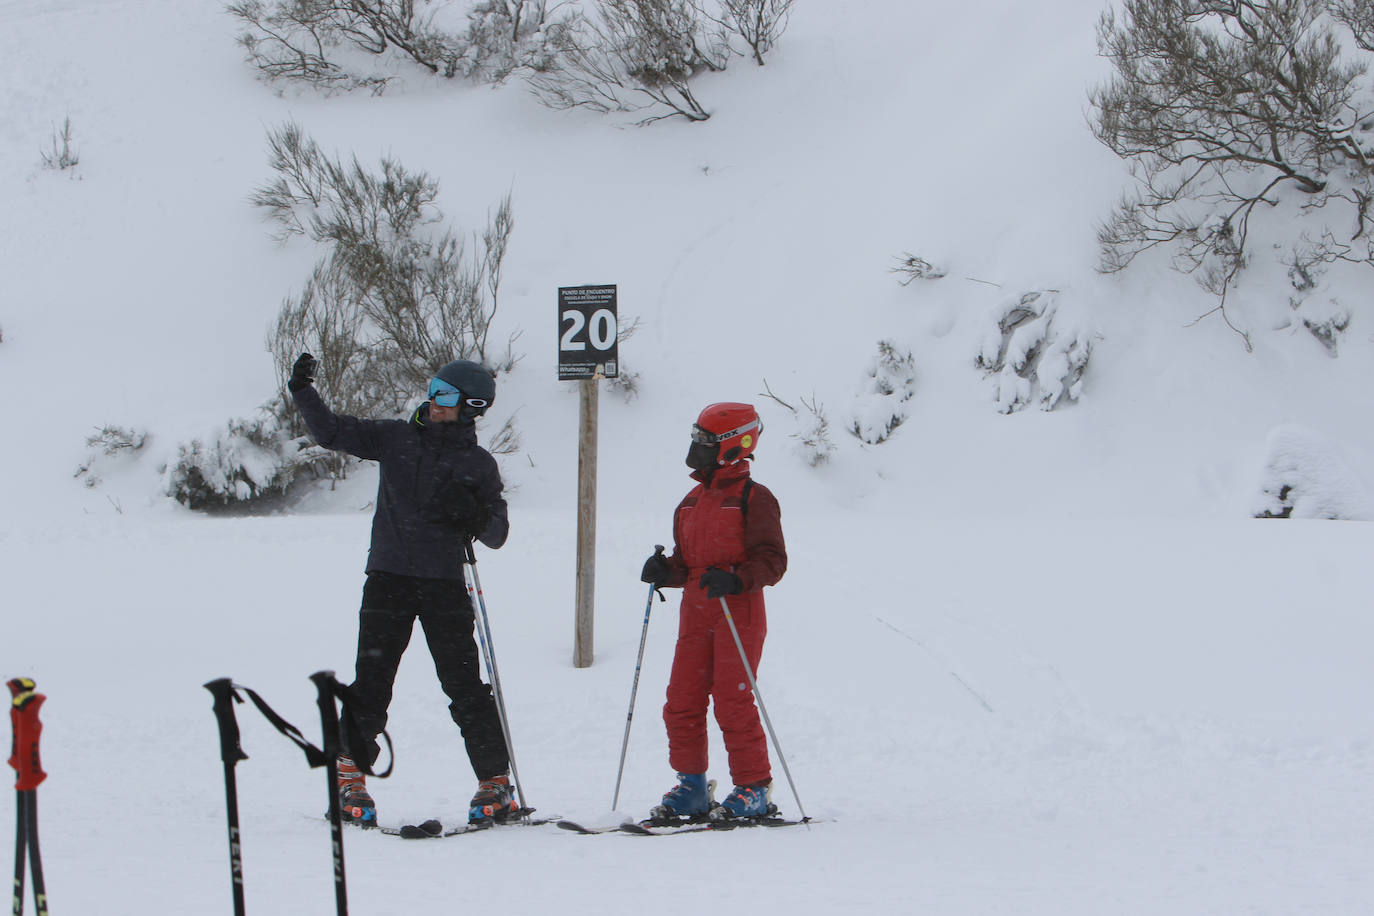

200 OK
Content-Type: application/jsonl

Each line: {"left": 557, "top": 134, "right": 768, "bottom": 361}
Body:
{"left": 204, "top": 678, "right": 249, "bottom": 766}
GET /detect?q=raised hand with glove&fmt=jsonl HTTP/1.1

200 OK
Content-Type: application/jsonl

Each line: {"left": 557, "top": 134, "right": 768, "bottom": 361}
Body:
{"left": 288, "top": 352, "right": 317, "bottom": 392}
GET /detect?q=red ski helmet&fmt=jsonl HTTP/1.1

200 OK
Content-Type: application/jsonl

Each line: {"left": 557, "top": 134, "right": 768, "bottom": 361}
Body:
{"left": 691, "top": 402, "right": 763, "bottom": 466}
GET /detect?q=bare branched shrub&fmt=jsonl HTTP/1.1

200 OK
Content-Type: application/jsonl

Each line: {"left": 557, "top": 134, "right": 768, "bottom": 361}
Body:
{"left": 226, "top": 0, "right": 391, "bottom": 91}
{"left": 483, "top": 413, "right": 523, "bottom": 455}
{"left": 266, "top": 259, "right": 369, "bottom": 482}
{"left": 40, "top": 117, "right": 79, "bottom": 171}
{"left": 711, "top": 0, "right": 793, "bottom": 65}
{"left": 1090, "top": 0, "right": 1374, "bottom": 341}
{"left": 528, "top": 0, "right": 728, "bottom": 123}
{"left": 759, "top": 381, "right": 836, "bottom": 467}
{"left": 227, "top": 0, "right": 566, "bottom": 89}
{"left": 890, "top": 252, "right": 948, "bottom": 285}
{"left": 794, "top": 394, "right": 835, "bottom": 466}
{"left": 603, "top": 315, "right": 642, "bottom": 399}
{"left": 255, "top": 122, "right": 515, "bottom": 406}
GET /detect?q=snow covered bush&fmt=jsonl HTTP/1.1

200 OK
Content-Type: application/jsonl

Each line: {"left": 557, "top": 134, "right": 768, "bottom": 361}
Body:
{"left": 849, "top": 340, "right": 915, "bottom": 445}
{"left": 74, "top": 425, "right": 148, "bottom": 489}
{"left": 975, "top": 290, "right": 1091, "bottom": 414}
{"left": 1253, "top": 424, "right": 1372, "bottom": 519}
{"left": 165, "top": 414, "right": 329, "bottom": 511}
{"left": 1091, "top": 0, "right": 1374, "bottom": 334}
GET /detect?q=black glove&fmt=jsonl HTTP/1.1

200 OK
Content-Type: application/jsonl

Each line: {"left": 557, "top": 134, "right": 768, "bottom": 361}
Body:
{"left": 640, "top": 550, "right": 670, "bottom": 586}
{"left": 288, "top": 352, "right": 317, "bottom": 392}
{"left": 436, "top": 480, "right": 490, "bottom": 538}
{"left": 699, "top": 567, "right": 742, "bottom": 599}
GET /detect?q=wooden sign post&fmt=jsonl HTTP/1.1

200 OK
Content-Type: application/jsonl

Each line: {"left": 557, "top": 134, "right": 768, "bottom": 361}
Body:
{"left": 559, "top": 285, "right": 619, "bottom": 668}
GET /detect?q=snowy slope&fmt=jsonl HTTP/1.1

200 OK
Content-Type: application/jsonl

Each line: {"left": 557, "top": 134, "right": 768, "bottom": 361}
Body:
{"left": 2, "top": 1, "right": 1373, "bottom": 913}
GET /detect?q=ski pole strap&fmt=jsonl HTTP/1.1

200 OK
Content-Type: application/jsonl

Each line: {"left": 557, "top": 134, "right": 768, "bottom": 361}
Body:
{"left": 7, "top": 678, "right": 46, "bottom": 791}
{"left": 236, "top": 683, "right": 328, "bottom": 769}
{"left": 308, "top": 671, "right": 393, "bottom": 778}
{"left": 203, "top": 678, "right": 250, "bottom": 767}
{"left": 333, "top": 679, "right": 393, "bottom": 779}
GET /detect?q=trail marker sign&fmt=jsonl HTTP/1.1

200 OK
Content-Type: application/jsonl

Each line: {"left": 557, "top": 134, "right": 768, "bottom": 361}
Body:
{"left": 558, "top": 285, "right": 619, "bottom": 381}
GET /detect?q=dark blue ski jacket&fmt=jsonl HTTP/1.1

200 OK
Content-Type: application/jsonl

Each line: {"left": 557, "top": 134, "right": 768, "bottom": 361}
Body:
{"left": 292, "top": 386, "right": 509, "bottom": 580}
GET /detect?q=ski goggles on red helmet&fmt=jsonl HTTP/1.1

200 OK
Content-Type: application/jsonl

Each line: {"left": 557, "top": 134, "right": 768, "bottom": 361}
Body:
{"left": 690, "top": 417, "right": 760, "bottom": 445}
{"left": 428, "top": 378, "right": 490, "bottom": 411}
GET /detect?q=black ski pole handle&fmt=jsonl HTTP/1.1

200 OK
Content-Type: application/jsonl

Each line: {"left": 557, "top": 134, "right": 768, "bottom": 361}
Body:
{"left": 204, "top": 678, "right": 249, "bottom": 766}
{"left": 650, "top": 545, "right": 667, "bottom": 602}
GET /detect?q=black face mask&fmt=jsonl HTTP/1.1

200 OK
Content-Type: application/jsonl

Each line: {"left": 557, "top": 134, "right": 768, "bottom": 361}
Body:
{"left": 685, "top": 441, "right": 719, "bottom": 471}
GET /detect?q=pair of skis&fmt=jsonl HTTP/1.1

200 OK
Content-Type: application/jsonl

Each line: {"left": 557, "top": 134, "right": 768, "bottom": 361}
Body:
{"left": 378, "top": 812, "right": 808, "bottom": 838}
{"left": 377, "top": 811, "right": 556, "bottom": 839}
{"left": 9, "top": 677, "right": 48, "bottom": 916}
{"left": 557, "top": 812, "right": 810, "bottom": 837}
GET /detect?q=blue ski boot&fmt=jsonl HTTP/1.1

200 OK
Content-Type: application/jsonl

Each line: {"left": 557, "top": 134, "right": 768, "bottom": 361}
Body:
{"left": 650, "top": 773, "right": 714, "bottom": 820}
{"left": 711, "top": 782, "right": 772, "bottom": 820}
{"left": 337, "top": 755, "right": 377, "bottom": 828}
{"left": 469, "top": 775, "right": 519, "bottom": 824}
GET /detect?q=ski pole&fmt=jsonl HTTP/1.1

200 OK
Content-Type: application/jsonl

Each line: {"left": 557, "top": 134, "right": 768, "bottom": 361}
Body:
{"left": 461, "top": 538, "right": 527, "bottom": 812}
{"left": 717, "top": 598, "right": 809, "bottom": 824}
{"left": 12, "top": 786, "right": 24, "bottom": 916}
{"left": 612, "top": 546, "right": 665, "bottom": 811}
{"left": 309, "top": 671, "right": 348, "bottom": 916}
{"left": 8, "top": 678, "right": 48, "bottom": 916}
{"left": 204, "top": 678, "right": 249, "bottom": 916}
{"left": 11, "top": 788, "right": 25, "bottom": 916}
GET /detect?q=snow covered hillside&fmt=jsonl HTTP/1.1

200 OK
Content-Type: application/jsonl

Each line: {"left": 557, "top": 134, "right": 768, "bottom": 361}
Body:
{"left": 2, "top": 1, "right": 1372, "bottom": 913}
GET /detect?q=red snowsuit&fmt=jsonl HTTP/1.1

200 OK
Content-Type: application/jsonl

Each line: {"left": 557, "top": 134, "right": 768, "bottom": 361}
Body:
{"left": 659, "top": 461, "right": 787, "bottom": 787}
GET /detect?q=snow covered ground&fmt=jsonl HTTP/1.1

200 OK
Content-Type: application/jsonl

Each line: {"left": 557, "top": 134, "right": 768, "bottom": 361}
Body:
{"left": 2, "top": 1, "right": 1373, "bottom": 913}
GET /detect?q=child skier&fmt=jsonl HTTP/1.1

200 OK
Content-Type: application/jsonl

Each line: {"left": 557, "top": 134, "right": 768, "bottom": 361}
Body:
{"left": 638, "top": 402, "right": 788, "bottom": 821}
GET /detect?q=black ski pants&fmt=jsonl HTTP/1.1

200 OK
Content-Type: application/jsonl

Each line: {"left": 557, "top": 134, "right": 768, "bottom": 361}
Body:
{"left": 347, "top": 571, "right": 508, "bottom": 780}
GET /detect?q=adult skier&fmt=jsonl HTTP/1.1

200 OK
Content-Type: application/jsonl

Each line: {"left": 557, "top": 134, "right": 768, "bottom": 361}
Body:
{"left": 638, "top": 402, "right": 788, "bottom": 821}
{"left": 286, "top": 352, "right": 516, "bottom": 826}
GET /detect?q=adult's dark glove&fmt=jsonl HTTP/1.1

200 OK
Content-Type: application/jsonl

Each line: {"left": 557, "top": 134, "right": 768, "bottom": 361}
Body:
{"left": 288, "top": 352, "right": 317, "bottom": 392}
{"left": 640, "top": 549, "right": 670, "bottom": 586}
{"left": 699, "top": 566, "right": 742, "bottom": 599}
{"left": 437, "top": 480, "right": 490, "bottom": 539}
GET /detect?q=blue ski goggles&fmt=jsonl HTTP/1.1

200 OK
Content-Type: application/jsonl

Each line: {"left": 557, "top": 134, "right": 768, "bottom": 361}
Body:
{"left": 428, "top": 378, "right": 490, "bottom": 411}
